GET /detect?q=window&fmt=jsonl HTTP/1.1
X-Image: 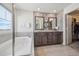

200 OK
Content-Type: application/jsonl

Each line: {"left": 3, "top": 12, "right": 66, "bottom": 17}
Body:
{"left": 0, "top": 5, "right": 12, "bottom": 29}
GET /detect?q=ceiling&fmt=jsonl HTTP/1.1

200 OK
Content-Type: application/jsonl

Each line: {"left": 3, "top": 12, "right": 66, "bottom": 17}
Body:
{"left": 68, "top": 10, "right": 79, "bottom": 16}
{"left": 15, "top": 3, "right": 71, "bottom": 13}
{"left": 68, "top": 10, "right": 79, "bottom": 19}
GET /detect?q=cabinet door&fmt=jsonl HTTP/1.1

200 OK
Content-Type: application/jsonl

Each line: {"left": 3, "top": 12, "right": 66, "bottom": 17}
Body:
{"left": 34, "top": 33, "right": 38, "bottom": 46}
{"left": 47, "top": 32, "right": 53, "bottom": 44}
{"left": 53, "top": 32, "right": 58, "bottom": 44}
{"left": 56, "top": 32, "right": 63, "bottom": 44}
{"left": 41, "top": 32, "right": 47, "bottom": 45}
{"left": 52, "top": 32, "right": 57, "bottom": 44}
{"left": 34, "top": 32, "right": 42, "bottom": 46}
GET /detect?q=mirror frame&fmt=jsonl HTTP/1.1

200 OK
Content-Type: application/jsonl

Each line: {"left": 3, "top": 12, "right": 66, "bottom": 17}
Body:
{"left": 35, "top": 16, "right": 44, "bottom": 30}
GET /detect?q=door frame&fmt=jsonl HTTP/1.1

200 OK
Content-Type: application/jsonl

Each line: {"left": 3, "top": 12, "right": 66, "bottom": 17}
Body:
{"left": 64, "top": 8, "right": 79, "bottom": 45}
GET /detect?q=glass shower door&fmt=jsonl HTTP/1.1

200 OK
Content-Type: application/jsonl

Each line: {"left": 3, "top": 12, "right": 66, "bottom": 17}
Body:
{"left": 0, "top": 4, "right": 13, "bottom": 56}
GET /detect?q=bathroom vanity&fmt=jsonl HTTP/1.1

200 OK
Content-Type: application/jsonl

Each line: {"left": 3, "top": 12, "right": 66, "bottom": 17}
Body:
{"left": 34, "top": 30, "right": 63, "bottom": 46}
{"left": 34, "top": 12, "right": 63, "bottom": 47}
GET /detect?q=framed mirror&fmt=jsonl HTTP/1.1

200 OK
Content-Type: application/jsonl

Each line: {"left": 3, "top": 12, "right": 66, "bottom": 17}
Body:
{"left": 48, "top": 17, "right": 57, "bottom": 30}
{"left": 35, "top": 16, "right": 44, "bottom": 30}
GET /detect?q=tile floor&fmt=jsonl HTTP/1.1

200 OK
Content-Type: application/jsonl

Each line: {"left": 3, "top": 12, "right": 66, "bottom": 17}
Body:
{"left": 35, "top": 43, "right": 79, "bottom": 56}
{"left": 70, "top": 41, "right": 79, "bottom": 50}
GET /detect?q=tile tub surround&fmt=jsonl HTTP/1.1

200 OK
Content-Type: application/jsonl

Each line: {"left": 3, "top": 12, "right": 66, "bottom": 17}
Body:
{"left": 0, "top": 32, "right": 33, "bottom": 44}
{"left": 35, "top": 45, "right": 79, "bottom": 56}
{"left": 16, "top": 32, "right": 33, "bottom": 37}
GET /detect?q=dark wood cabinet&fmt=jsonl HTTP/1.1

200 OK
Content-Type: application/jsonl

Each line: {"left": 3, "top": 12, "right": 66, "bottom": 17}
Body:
{"left": 34, "top": 32, "right": 63, "bottom": 47}
{"left": 47, "top": 32, "right": 54, "bottom": 44}
{"left": 34, "top": 32, "right": 41, "bottom": 46}
{"left": 41, "top": 32, "right": 48, "bottom": 45}
{"left": 56, "top": 32, "right": 63, "bottom": 44}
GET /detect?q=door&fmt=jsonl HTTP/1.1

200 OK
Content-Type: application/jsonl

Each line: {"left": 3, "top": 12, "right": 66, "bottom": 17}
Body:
{"left": 66, "top": 15, "right": 72, "bottom": 44}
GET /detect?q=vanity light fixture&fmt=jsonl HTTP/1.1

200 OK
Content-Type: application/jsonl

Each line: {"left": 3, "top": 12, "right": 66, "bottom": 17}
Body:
{"left": 37, "top": 8, "right": 40, "bottom": 11}
{"left": 53, "top": 10, "right": 57, "bottom": 13}
{"left": 49, "top": 18, "right": 54, "bottom": 21}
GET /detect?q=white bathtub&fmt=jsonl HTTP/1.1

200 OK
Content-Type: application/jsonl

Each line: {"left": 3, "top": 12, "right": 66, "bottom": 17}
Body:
{"left": 0, "top": 36, "right": 32, "bottom": 56}
{"left": 15, "top": 37, "right": 32, "bottom": 56}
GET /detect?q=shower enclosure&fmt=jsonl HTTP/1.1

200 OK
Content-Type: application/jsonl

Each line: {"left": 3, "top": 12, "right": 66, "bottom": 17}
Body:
{"left": 0, "top": 4, "right": 32, "bottom": 56}
{"left": 0, "top": 4, "right": 13, "bottom": 56}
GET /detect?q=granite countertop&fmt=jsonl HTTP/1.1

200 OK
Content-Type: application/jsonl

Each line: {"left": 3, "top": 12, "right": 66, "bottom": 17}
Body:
{"left": 34, "top": 30, "right": 63, "bottom": 32}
